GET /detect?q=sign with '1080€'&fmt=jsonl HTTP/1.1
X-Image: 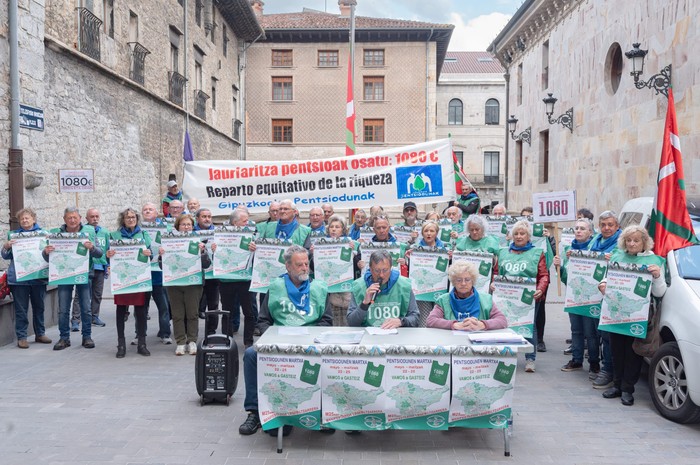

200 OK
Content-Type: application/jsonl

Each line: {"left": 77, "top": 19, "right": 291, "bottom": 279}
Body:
{"left": 58, "top": 169, "right": 95, "bottom": 193}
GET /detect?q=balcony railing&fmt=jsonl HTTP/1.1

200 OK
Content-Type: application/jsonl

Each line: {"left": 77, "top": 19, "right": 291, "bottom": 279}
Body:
{"left": 77, "top": 7, "right": 102, "bottom": 61}
{"left": 468, "top": 174, "right": 503, "bottom": 185}
{"left": 128, "top": 42, "right": 150, "bottom": 86}
{"left": 194, "top": 90, "right": 210, "bottom": 120}
{"left": 232, "top": 119, "right": 242, "bottom": 142}
{"left": 168, "top": 71, "right": 187, "bottom": 107}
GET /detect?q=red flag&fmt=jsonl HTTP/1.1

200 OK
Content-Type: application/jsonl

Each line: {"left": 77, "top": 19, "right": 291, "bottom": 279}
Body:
{"left": 649, "top": 88, "right": 698, "bottom": 256}
{"left": 452, "top": 152, "right": 475, "bottom": 195}
{"left": 345, "top": 53, "right": 356, "bottom": 156}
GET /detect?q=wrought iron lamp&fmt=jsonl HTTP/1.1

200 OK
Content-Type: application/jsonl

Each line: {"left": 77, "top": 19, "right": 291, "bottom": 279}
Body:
{"left": 624, "top": 43, "right": 671, "bottom": 98}
{"left": 542, "top": 93, "right": 573, "bottom": 133}
{"left": 507, "top": 115, "right": 531, "bottom": 146}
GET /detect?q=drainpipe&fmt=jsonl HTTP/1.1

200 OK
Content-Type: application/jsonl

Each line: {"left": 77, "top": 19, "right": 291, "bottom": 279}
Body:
{"left": 503, "top": 70, "right": 510, "bottom": 209}
{"left": 8, "top": 0, "right": 23, "bottom": 230}
{"left": 184, "top": 0, "right": 189, "bottom": 133}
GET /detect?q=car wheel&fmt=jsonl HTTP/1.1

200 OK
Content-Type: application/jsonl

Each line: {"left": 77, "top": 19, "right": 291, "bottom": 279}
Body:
{"left": 648, "top": 342, "right": 700, "bottom": 424}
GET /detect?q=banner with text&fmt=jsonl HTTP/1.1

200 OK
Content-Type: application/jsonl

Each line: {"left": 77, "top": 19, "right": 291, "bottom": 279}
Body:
{"left": 10, "top": 231, "right": 49, "bottom": 282}
{"left": 598, "top": 262, "right": 653, "bottom": 338}
{"left": 183, "top": 139, "right": 456, "bottom": 214}
{"left": 563, "top": 250, "right": 606, "bottom": 318}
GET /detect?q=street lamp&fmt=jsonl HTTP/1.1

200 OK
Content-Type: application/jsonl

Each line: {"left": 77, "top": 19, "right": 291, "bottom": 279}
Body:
{"left": 624, "top": 43, "right": 671, "bottom": 98}
{"left": 542, "top": 93, "right": 573, "bottom": 133}
{"left": 507, "top": 115, "right": 531, "bottom": 146}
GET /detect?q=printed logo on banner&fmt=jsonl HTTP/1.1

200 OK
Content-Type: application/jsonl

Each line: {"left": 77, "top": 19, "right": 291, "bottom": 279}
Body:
{"left": 137, "top": 249, "right": 149, "bottom": 263}
{"left": 634, "top": 277, "right": 651, "bottom": 298}
{"left": 533, "top": 224, "right": 544, "bottom": 237}
{"left": 435, "top": 256, "right": 448, "bottom": 272}
{"left": 521, "top": 288, "right": 535, "bottom": 305}
{"left": 493, "top": 361, "right": 516, "bottom": 384}
{"left": 429, "top": 361, "right": 449, "bottom": 386}
{"left": 187, "top": 241, "right": 200, "bottom": 255}
{"left": 239, "top": 236, "right": 251, "bottom": 250}
{"left": 439, "top": 228, "right": 451, "bottom": 242}
{"left": 363, "top": 362, "right": 385, "bottom": 387}
{"left": 593, "top": 264, "right": 607, "bottom": 282}
{"left": 75, "top": 242, "right": 88, "bottom": 256}
{"left": 589, "top": 305, "right": 601, "bottom": 317}
{"left": 340, "top": 247, "right": 353, "bottom": 262}
{"left": 300, "top": 360, "right": 321, "bottom": 385}
{"left": 395, "top": 166, "right": 443, "bottom": 200}
{"left": 479, "top": 261, "right": 491, "bottom": 276}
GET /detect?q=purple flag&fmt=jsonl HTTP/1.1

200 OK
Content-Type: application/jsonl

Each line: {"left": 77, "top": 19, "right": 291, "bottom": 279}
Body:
{"left": 183, "top": 130, "right": 194, "bottom": 161}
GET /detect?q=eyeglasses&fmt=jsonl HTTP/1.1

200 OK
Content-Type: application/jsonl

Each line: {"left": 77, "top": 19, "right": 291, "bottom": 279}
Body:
{"left": 371, "top": 267, "right": 391, "bottom": 274}
{"left": 452, "top": 277, "right": 472, "bottom": 284}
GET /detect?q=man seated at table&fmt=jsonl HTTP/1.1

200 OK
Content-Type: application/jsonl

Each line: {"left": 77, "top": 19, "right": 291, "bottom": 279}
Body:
{"left": 238, "top": 245, "right": 333, "bottom": 436}
{"left": 347, "top": 250, "right": 419, "bottom": 328}
{"left": 427, "top": 261, "right": 507, "bottom": 330}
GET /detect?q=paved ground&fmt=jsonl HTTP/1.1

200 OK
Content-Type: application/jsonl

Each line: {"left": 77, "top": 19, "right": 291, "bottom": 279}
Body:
{"left": 1, "top": 293, "right": 699, "bottom": 465}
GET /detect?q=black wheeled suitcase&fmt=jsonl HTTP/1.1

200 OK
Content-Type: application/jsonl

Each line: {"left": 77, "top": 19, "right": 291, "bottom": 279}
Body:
{"left": 195, "top": 311, "right": 239, "bottom": 406}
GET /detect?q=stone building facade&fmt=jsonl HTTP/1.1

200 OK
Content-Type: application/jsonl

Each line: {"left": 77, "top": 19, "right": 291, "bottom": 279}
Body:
{"left": 0, "top": 0, "right": 262, "bottom": 230}
{"left": 245, "top": 3, "right": 453, "bottom": 171}
{"left": 489, "top": 0, "right": 700, "bottom": 215}
{"left": 436, "top": 51, "right": 506, "bottom": 210}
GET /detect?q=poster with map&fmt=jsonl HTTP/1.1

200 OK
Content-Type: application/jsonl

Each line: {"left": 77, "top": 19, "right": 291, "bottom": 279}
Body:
{"left": 321, "top": 355, "right": 387, "bottom": 430}
{"left": 563, "top": 250, "right": 606, "bottom": 318}
{"left": 47, "top": 232, "right": 90, "bottom": 285}
{"left": 408, "top": 246, "right": 449, "bottom": 301}
{"left": 257, "top": 352, "right": 322, "bottom": 431}
{"left": 598, "top": 262, "right": 653, "bottom": 338}
{"left": 451, "top": 250, "right": 494, "bottom": 295}
{"left": 212, "top": 226, "right": 254, "bottom": 280}
{"left": 312, "top": 237, "right": 354, "bottom": 292}
{"left": 9, "top": 231, "right": 49, "bottom": 281}
{"left": 448, "top": 354, "right": 516, "bottom": 429}
{"left": 491, "top": 275, "right": 536, "bottom": 338}
{"left": 193, "top": 230, "right": 215, "bottom": 279}
{"left": 141, "top": 221, "right": 167, "bottom": 271}
{"left": 161, "top": 231, "right": 204, "bottom": 286}
{"left": 559, "top": 227, "right": 575, "bottom": 257}
{"left": 392, "top": 225, "right": 419, "bottom": 244}
{"left": 359, "top": 242, "right": 404, "bottom": 277}
{"left": 249, "top": 238, "right": 292, "bottom": 293}
{"left": 109, "top": 238, "right": 152, "bottom": 294}
{"left": 384, "top": 354, "right": 451, "bottom": 429}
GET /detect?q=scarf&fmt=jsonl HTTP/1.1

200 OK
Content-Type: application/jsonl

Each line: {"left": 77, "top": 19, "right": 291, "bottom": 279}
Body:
{"left": 275, "top": 218, "right": 299, "bottom": 240}
{"left": 419, "top": 238, "right": 445, "bottom": 248}
{"left": 461, "top": 192, "right": 478, "bottom": 202}
{"left": 309, "top": 223, "right": 325, "bottom": 233}
{"left": 590, "top": 229, "right": 621, "bottom": 252}
{"left": 17, "top": 223, "right": 42, "bottom": 233}
{"left": 570, "top": 237, "right": 592, "bottom": 250}
{"left": 349, "top": 224, "right": 361, "bottom": 240}
{"left": 165, "top": 191, "right": 182, "bottom": 201}
{"left": 509, "top": 241, "right": 534, "bottom": 252}
{"left": 364, "top": 268, "right": 400, "bottom": 297}
{"left": 449, "top": 287, "right": 481, "bottom": 320}
{"left": 281, "top": 272, "right": 310, "bottom": 314}
{"left": 119, "top": 225, "right": 142, "bottom": 239}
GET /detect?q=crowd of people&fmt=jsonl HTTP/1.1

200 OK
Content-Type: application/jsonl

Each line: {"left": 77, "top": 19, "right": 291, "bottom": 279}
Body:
{"left": 2, "top": 181, "right": 662, "bottom": 433}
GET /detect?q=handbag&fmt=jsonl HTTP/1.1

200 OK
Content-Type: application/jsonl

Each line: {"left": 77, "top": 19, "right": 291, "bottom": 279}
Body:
{"left": 114, "top": 292, "right": 146, "bottom": 306}
{"left": 632, "top": 297, "right": 661, "bottom": 358}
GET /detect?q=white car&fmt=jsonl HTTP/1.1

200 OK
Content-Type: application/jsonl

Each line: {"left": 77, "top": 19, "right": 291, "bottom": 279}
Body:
{"left": 619, "top": 197, "right": 700, "bottom": 423}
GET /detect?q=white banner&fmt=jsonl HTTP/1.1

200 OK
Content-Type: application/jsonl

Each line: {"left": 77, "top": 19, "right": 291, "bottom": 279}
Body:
{"left": 182, "top": 139, "right": 456, "bottom": 214}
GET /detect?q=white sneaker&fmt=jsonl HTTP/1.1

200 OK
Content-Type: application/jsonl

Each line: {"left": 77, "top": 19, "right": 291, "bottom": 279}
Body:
{"left": 161, "top": 337, "right": 173, "bottom": 345}
{"left": 130, "top": 337, "right": 138, "bottom": 346}
{"left": 525, "top": 360, "right": 536, "bottom": 373}
{"left": 175, "top": 345, "right": 186, "bottom": 356}
{"left": 187, "top": 341, "right": 197, "bottom": 355}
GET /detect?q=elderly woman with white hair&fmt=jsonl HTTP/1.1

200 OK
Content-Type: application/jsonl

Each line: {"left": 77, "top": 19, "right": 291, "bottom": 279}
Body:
{"left": 493, "top": 220, "right": 550, "bottom": 373}
{"left": 598, "top": 225, "right": 666, "bottom": 406}
{"left": 427, "top": 261, "right": 506, "bottom": 330}
{"left": 455, "top": 215, "right": 500, "bottom": 254}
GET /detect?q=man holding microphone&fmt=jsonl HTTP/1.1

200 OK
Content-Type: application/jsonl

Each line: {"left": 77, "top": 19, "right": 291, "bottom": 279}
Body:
{"left": 347, "top": 250, "right": 419, "bottom": 328}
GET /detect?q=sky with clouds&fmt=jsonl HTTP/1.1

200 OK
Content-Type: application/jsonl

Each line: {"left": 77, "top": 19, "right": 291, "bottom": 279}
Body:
{"left": 260, "top": 0, "right": 525, "bottom": 52}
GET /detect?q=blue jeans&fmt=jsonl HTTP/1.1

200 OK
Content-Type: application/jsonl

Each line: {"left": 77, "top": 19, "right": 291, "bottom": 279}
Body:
{"left": 243, "top": 346, "right": 259, "bottom": 411}
{"left": 58, "top": 284, "right": 91, "bottom": 340}
{"left": 600, "top": 329, "right": 613, "bottom": 374}
{"left": 152, "top": 285, "right": 172, "bottom": 338}
{"left": 570, "top": 313, "right": 600, "bottom": 365}
{"left": 10, "top": 284, "right": 47, "bottom": 340}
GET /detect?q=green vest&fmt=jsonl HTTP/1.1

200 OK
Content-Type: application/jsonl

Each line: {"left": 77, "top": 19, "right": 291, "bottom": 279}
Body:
{"left": 267, "top": 277, "right": 328, "bottom": 326}
{"left": 108, "top": 229, "right": 152, "bottom": 248}
{"left": 436, "top": 291, "right": 493, "bottom": 321}
{"left": 351, "top": 275, "right": 413, "bottom": 327}
{"left": 92, "top": 227, "right": 110, "bottom": 267}
{"left": 455, "top": 234, "right": 500, "bottom": 254}
{"left": 496, "top": 247, "right": 542, "bottom": 279}
{"left": 609, "top": 250, "right": 665, "bottom": 268}
{"left": 260, "top": 221, "right": 311, "bottom": 246}
{"left": 458, "top": 196, "right": 480, "bottom": 219}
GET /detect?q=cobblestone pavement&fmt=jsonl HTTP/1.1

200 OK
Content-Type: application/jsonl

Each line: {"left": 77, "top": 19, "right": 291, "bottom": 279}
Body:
{"left": 1, "top": 295, "right": 699, "bottom": 465}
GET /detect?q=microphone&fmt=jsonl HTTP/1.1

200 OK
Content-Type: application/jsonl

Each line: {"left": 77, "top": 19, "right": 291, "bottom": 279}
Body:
{"left": 369, "top": 281, "right": 380, "bottom": 304}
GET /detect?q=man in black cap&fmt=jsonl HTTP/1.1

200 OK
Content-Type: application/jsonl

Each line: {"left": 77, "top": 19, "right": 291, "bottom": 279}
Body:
{"left": 394, "top": 201, "right": 421, "bottom": 244}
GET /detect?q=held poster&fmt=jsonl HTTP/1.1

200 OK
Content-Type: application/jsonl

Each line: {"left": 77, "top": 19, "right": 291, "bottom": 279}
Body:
{"left": 212, "top": 226, "right": 255, "bottom": 280}
{"left": 249, "top": 238, "right": 292, "bottom": 293}
{"left": 407, "top": 246, "right": 449, "bottom": 301}
{"left": 47, "top": 233, "right": 90, "bottom": 285}
{"left": 491, "top": 275, "right": 536, "bottom": 338}
{"left": 161, "top": 231, "right": 203, "bottom": 286}
{"left": 109, "top": 238, "right": 153, "bottom": 294}
{"left": 598, "top": 262, "right": 653, "bottom": 338}
{"left": 312, "top": 237, "right": 355, "bottom": 292}
{"left": 9, "top": 231, "right": 49, "bottom": 281}
{"left": 257, "top": 352, "right": 322, "bottom": 431}
{"left": 451, "top": 250, "right": 494, "bottom": 295}
{"left": 359, "top": 242, "right": 404, "bottom": 277}
{"left": 141, "top": 221, "right": 167, "bottom": 272}
{"left": 563, "top": 250, "right": 606, "bottom": 318}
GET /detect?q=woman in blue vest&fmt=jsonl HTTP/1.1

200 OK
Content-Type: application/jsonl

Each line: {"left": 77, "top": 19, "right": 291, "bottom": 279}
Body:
{"left": 599, "top": 225, "right": 666, "bottom": 406}
{"left": 1, "top": 208, "right": 51, "bottom": 348}
{"left": 106, "top": 208, "right": 153, "bottom": 358}
{"left": 493, "top": 220, "right": 550, "bottom": 373}
{"left": 427, "top": 261, "right": 506, "bottom": 330}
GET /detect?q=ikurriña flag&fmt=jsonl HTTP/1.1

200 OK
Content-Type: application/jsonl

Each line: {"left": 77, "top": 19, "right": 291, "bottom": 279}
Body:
{"left": 452, "top": 152, "right": 475, "bottom": 195}
{"left": 649, "top": 88, "right": 698, "bottom": 257}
